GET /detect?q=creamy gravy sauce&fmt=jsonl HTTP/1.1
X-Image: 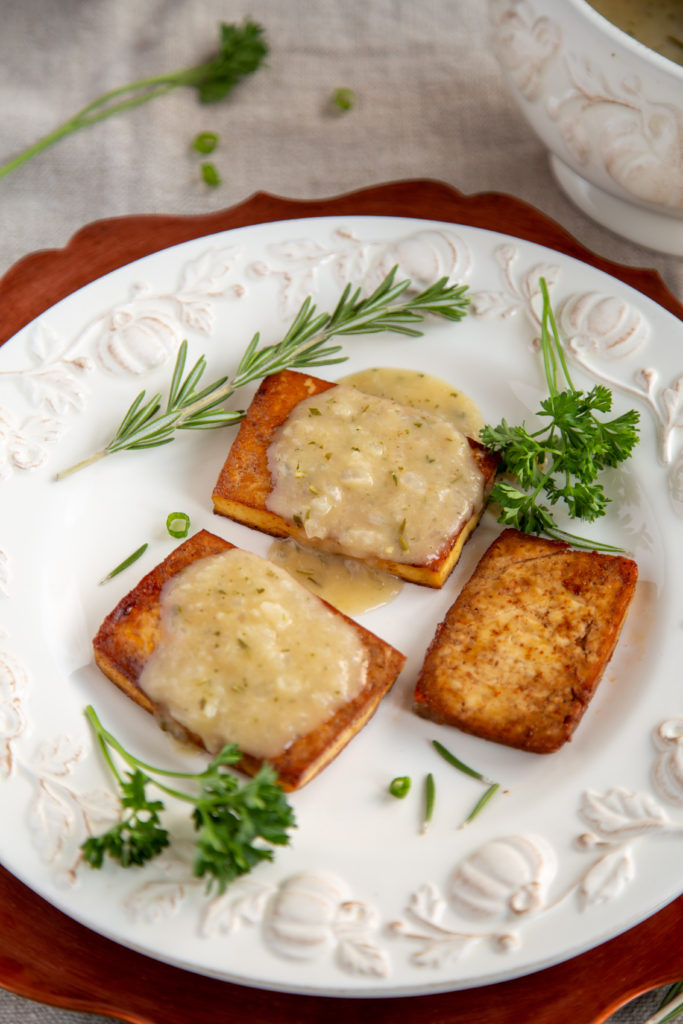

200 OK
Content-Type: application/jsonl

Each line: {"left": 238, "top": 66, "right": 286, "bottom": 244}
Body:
{"left": 586, "top": 0, "right": 683, "bottom": 65}
{"left": 267, "top": 538, "right": 403, "bottom": 614}
{"left": 340, "top": 367, "right": 484, "bottom": 438}
{"left": 138, "top": 548, "right": 368, "bottom": 760}
{"left": 265, "top": 384, "right": 485, "bottom": 566}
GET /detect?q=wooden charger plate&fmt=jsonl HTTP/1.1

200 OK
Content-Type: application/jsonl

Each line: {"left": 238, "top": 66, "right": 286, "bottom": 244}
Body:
{"left": 1, "top": 180, "right": 681, "bottom": 1023}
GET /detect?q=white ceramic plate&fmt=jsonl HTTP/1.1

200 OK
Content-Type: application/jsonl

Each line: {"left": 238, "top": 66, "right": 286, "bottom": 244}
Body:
{"left": 1, "top": 216, "right": 681, "bottom": 997}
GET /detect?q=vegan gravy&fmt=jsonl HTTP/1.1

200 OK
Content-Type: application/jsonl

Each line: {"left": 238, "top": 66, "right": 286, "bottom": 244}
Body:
{"left": 265, "top": 383, "right": 485, "bottom": 566}
{"left": 585, "top": 0, "right": 683, "bottom": 65}
{"left": 138, "top": 548, "right": 368, "bottom": 759}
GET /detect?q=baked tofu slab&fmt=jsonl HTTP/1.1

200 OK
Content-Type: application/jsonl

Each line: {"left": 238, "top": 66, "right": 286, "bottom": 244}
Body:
{"left": 414, "top": 529, "right": 638, "bottom": 753}
{"left": 93, "top": 529, "right": 405, "bottom": 790}
{"left": 212, "top": 369, "right": 500, "bottom": 588}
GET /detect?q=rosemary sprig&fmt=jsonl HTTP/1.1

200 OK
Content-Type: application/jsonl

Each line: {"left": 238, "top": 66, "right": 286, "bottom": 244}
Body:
{"left": 56, "top": 267, "right": 470, "bottom": 479}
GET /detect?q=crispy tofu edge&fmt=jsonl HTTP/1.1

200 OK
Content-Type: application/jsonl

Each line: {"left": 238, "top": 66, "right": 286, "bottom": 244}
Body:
{"left": 413, "top": 528, "right": 639, "bottom": 753}
{"left": 92, "top": 529, "right": 405, "bottom": 790}
{"left": 211, "top": 368, "right": 500, "bottom": 588}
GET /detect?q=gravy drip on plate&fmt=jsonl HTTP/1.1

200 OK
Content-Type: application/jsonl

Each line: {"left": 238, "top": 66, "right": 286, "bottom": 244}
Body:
{"left": 265, "top": 382, "right": 485, "bottom": 566}
{"left": 138, "top": 548, "right": 368, "bottom": 759}
{"left": 267, "top": 537, "right": 403, "bottom": 615}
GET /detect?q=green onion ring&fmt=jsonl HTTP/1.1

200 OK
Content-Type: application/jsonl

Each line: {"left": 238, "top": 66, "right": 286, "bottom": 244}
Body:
{"left": 388, "top": 776, "right": 411, "bottom": 799}
{"left": 166, "top": 512, "right": 191, "bottom": 539}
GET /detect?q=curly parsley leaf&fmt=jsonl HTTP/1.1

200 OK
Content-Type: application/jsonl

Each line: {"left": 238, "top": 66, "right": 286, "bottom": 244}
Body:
{"left": 81, "top": 705, "right": 296, "bottom": 892}
{"left": 480, "top": 278, "right": 640, "bottom": 552}
{"left": 82, "top": 769, "right": 170, "bottom": 868}
{"left": 193, "top": 762, "right": 295, "bottom": 892}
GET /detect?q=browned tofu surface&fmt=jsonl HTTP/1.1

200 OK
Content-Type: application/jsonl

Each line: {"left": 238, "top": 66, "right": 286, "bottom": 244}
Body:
{"left": 93, "top": 529, "right": 405, "bottom": 790}
{"left": 413, "top": 528, "right": 638, "bottom": 753}
{"left": 212, "top": 369, "right": 500, "bottom": 588}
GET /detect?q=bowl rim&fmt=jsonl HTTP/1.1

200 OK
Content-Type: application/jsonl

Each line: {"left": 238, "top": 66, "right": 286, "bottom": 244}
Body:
{"left": 566, "top": 0, "right": 683, "bottom": 80}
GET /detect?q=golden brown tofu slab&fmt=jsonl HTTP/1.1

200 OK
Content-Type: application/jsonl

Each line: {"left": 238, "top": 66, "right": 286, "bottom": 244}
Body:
{"left": 413, "top": 529, "right": 638, "bottom": 753}
{"left": 93, "top": 530, "right": 405, "bottom": 790}
{"left": 212, "top": 369, "right": 500, "bottom": 588}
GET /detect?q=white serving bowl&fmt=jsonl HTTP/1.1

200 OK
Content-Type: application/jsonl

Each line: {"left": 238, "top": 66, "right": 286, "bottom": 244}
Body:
{"left": 488, "top": 0, "right": 683, "bottom": 255}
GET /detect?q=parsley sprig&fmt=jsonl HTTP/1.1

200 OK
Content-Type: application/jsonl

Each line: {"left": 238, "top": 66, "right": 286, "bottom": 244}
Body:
{"left": 480, "top": 278, "right": 640, "bottom": 551}
{"left": 56, "top": 267, "right": 470, "bottom": 479}
{"left": 81, "top": 705, "right": 296, "bottom": 893}
{"left": 0, "top": 21, "right": 267, "bottom": 182}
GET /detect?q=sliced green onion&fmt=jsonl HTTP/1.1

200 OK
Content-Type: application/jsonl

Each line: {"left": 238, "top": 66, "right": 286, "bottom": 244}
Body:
{"left": 422, "top": 773, "right": 435, "bottom": 833}
{"left": 388, "top": 776, "right": 411, "bottom": 799}
{"left": 192, "top": 131, "right": 219, "bottom": 155}
{"left": 166, "top": 512, "right": 191, "bottom": 539}
{"left": 99, "top": 543, "right": 148, "bottom": 584}
{"left": 462, "top": 782, "right": 500, "bottom": 827}
{"left": 332, "top": 87, "right": 355, "bottom": 111}
{"left": 432, "top": 739, "right": 495, "bottom": 785}
{"left": 200, "top": 161, "right": 221, "bottom": 186}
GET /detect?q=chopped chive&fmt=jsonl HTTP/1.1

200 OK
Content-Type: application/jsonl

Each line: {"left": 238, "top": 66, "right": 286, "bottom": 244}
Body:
{"left": 461, "top": 782, "right": 500, "bottom": 827}
{"left": 166, "top": 512, "right": 191, "bottom": 539}
{"left": 200, "top": 161, "right": 221, "bottom": 186}
{"left": 431, "top": 739, "right": 495, "bottom": 785}
{"left": 332, "top": 87, "right": 355, "bottom": 111}
{"left": 192, "top": 131, "right": 219, "bottom": 154}
{"left": 99, "top": 542, "right": 148, "bottom": 584}
{"left": 422, "top": 773, "right": 436, "bottom": 833}
{"left": 388, "top": 776, "right": 411, "bottom": 799}
{"left": 398, "top": 518, "right": 409, "bottom": 551}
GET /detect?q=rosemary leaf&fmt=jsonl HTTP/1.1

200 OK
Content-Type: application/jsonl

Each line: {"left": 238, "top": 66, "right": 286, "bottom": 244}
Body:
{"left": 421, "top": 772, "right": 436, "bottom": 833}
{"left": 99, "top": 542, "right": 148, "bottom": 584}
{"left": 432, "top": 739, "right": 495, "bottom": 785}
{"left": 461, "top": 782, "right": 500, "bottom": 828}
{"left": 432, "top": 738, "right": 501, "bottom": 827}
{"left": 55, "top": 267, "right": 470, "bottom": 480}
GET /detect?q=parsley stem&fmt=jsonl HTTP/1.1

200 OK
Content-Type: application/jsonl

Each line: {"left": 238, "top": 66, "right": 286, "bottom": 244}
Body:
{"left": 84, "top": 705, "right": 194, "bottom": 801}
{"left": 82, "top": 704, "right": 295, "bottom": 890}
{"left": 84, "top": 705, "right": 255, "bottom": 808}
{"left": 539, "top": 277, "right": 575, "bottom": 393}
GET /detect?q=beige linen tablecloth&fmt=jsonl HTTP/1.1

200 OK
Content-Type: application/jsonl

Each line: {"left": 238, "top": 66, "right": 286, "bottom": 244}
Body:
{"left": 0, "top": 2, "right": 680, "bottom": 1023}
